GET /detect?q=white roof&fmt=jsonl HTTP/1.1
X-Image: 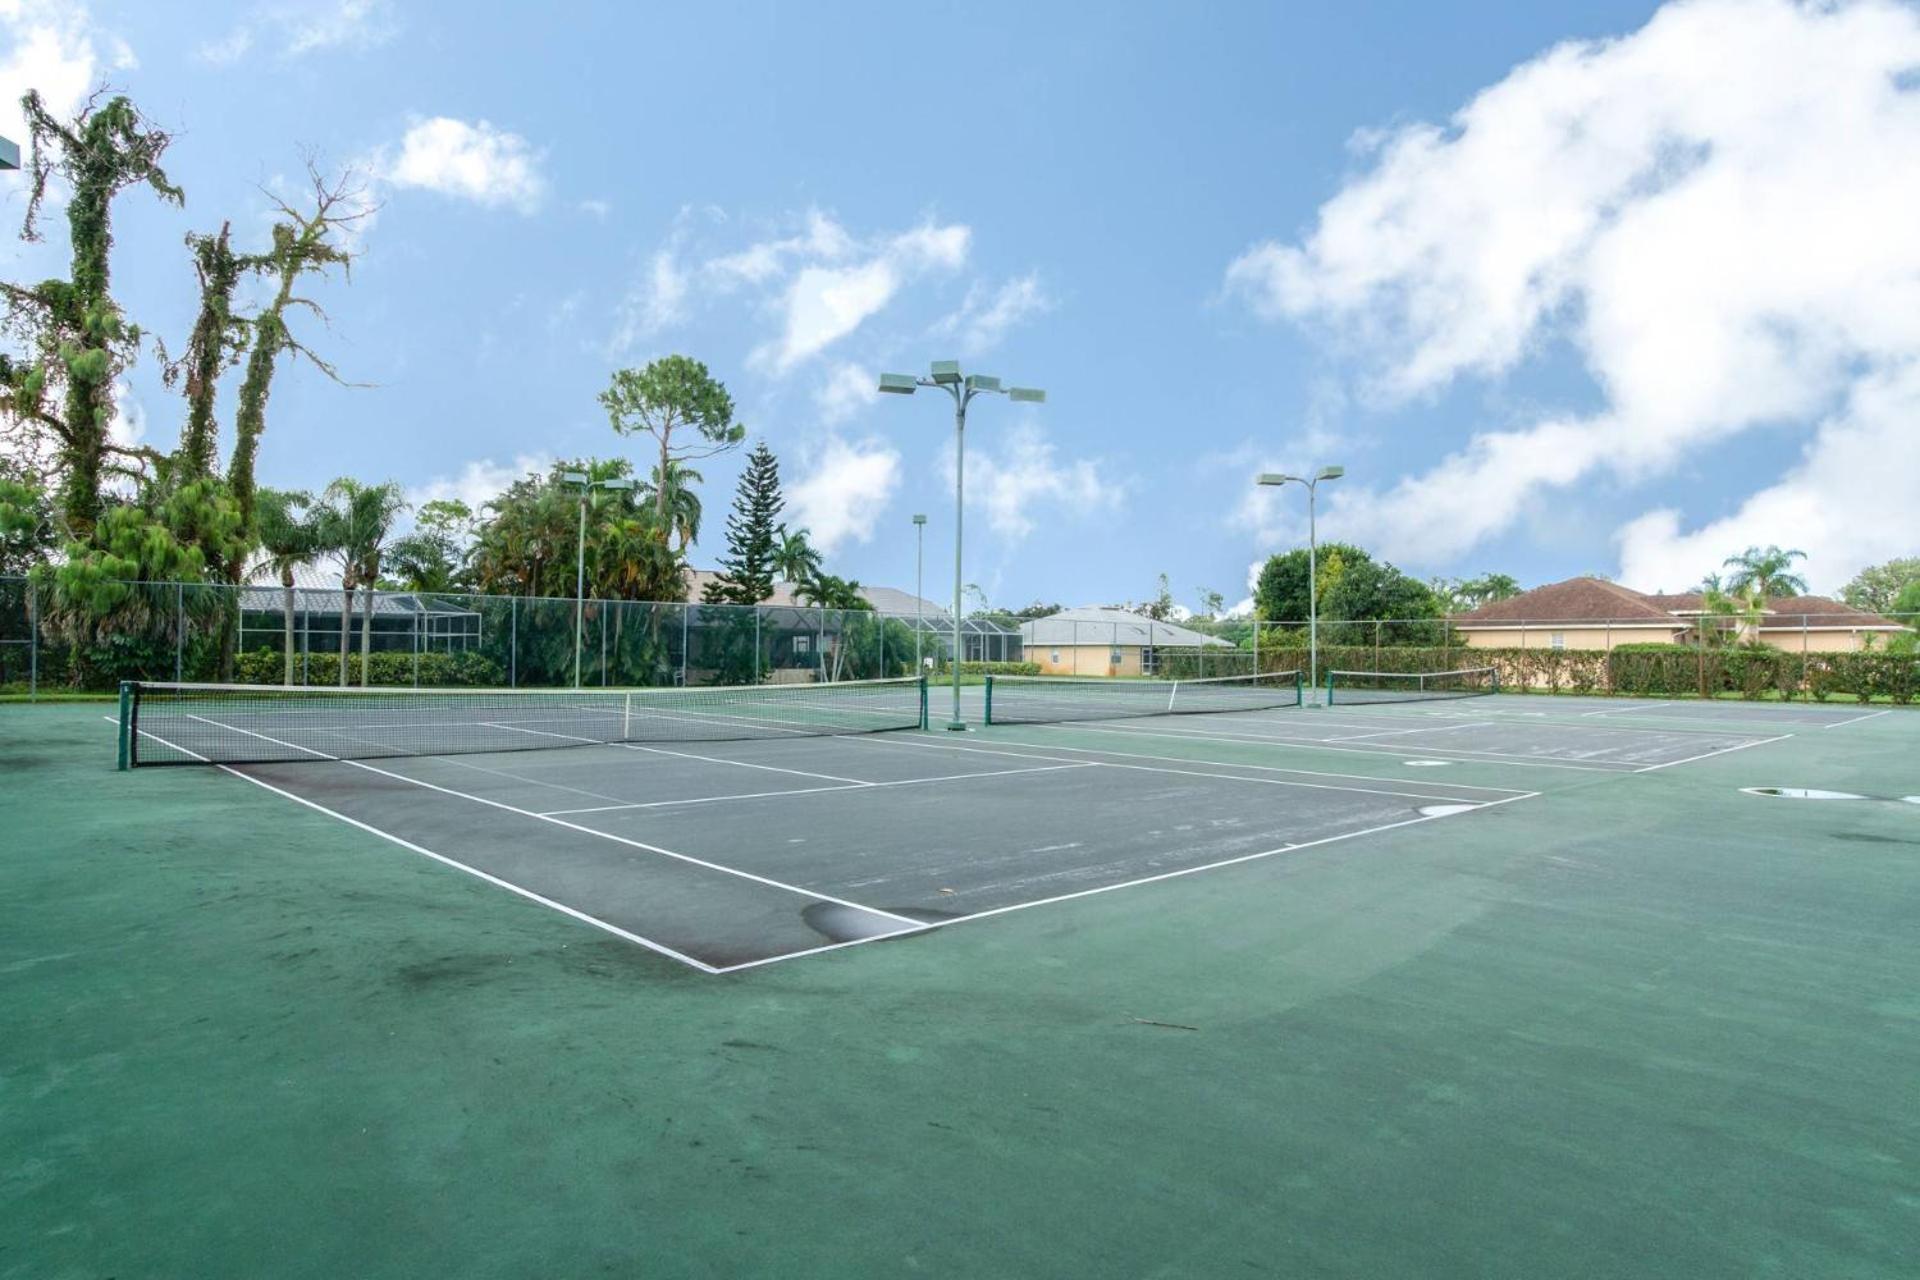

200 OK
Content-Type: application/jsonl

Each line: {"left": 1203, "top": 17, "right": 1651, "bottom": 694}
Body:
{"left": 1020, "top": 607, "right": 1233, "bottom": 648}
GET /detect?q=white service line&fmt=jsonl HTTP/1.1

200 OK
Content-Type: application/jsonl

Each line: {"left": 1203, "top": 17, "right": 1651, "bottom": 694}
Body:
{"left": 1823, "top": 708, "right": 1892, "bottom": 729}
{"left": 712, "top": 789, "right": 1544, "bottom": 974}
{"left": 1580, "top": 701, "right": 1676, "bottom": 717}
{"left": 838, "top": 722, "right": 1538, "bottom": 795}
{"left": 1322, "top": 721, "right": 1493, "bottom": 743}
{"left": 617, "top": 741, "right": 874, "bottom": 785}
{"left": 176, "top": 713, "right": 928, "bottom": 932}
{"left": 1632, "top": 732, "right": 1795, "bottom": 773}
{"left": 1004, "top": 718, "right": 1636, "bottom": 773}
{"left": 104, "top": 715, "right": 724, "bottom": 973}
{"left": 534, "top": 762, "right": 1097, "bottom": 817}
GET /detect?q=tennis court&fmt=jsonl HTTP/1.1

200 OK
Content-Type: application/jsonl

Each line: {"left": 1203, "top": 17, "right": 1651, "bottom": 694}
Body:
{"left": 105, "top": 668, "right": 1866, "bottom": 973}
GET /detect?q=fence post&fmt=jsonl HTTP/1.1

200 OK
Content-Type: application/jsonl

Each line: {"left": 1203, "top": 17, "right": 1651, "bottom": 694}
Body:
{"left": 27, "top": 576, "right": 39, "bottom": 701}
{"left": 510, "top": 595, "right": 518, "bottom": 688}
{"left": 412, "top": 601, "right": 421, "bottom": 688}
{"left": 301, "top": 600, "right": 310, "bottom": 685}
{"left": 680, "top": 605, "right": 689, "bottom": 686}
{"left": 600, "top": 605, "right": 608, "bottom": 687}
{"left": 818, "top": 607, "right": 827, "bottom": 682}
{"left": 753, "top": 607, "right": 761, "bottom": 684}
{"left": 175, "top": 581, "right": 185, "bottom": 682}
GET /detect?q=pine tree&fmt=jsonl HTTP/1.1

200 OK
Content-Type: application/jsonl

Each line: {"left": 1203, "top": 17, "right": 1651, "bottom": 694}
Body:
{"left": 704, "top": 442, "right": 782, "bottom": 605}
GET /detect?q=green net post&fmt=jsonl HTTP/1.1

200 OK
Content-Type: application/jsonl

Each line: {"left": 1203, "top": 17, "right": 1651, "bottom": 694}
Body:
{"left": 1325, "top": 668, "right": 1336, "bottom": 706}
{"left": 984, "top": 674, "right": 994, "bottom": 725}
{"left": 1491, "top": 667, "right": 1500, "bottom": 695}
{"left": 116, "top": 681, "right": 133, "bottom": 770}
{"left": 1294, "top": 669, "right": 1303, "bottom": 706}
{"left": 920, "top": 675, "right": 929, "bottom": 730}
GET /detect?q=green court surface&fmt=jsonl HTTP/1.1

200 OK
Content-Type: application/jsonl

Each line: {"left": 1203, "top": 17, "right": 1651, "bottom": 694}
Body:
{"left": 3, "top": 695, "right": 1917, "bottom": 1277}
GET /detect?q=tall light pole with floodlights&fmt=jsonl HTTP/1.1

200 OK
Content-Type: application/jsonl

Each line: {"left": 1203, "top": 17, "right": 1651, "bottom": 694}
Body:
{"left": 911, "top": 513, "right": 928, "bottom": 674}
{"left": 1255, "top": 467, "right": 1344, "bottom": 702}
{"left": 879, "top": 362, "right": 1045, "bottom": 730}
{"left": 560, "top": 471, "right": 635, "bottom": 688}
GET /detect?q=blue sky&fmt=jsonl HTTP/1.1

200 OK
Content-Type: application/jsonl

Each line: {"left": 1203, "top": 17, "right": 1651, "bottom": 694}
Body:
{"left": 5, "top": 0, "right": 1918, "bottom": 608}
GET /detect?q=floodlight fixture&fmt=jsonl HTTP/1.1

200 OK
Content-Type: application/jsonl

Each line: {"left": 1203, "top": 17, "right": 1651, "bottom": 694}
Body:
{"left": 559, "top": 471, "right": 590, "bottom": 486}
{"left": 1316, "top": 465, "right": 1345, "bottom": 481}
{"left": 598, "top": 477, "right": 635, "bottom": 491}
{"left": 878, "top": 373, "right": 919, "bottom": 395}
{"left": 0, "top": 137, "right": 18, "bottom": 171}
{"left": 1007, "top": 387, "right": 1046, "bottom": 403}
{"left": 965, "top": 374, "right": 1001, "bottom": 393}
{"left": 930, "top": 360, "right": 962, "bottom": 385}
{"left": 1255, "top": 472, "right": 1294, "bottom": 486}
{"left": 912, "top": 513, "right": 927, "bottom": 525}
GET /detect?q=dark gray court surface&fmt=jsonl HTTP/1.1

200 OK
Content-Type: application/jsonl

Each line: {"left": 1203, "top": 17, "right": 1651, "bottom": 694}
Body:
{"left": 121, "top": 685, "right": 1873, "bottom": 974}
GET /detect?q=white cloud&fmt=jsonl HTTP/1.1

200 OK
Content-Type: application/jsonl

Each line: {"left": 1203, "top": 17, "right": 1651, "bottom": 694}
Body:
{"left": 201, "top": 1, "right": 397, "bottom": 64}
{"left": 933, "top": 273, "right": 1053, "bottom": 355}
{"left": 786, "top": 436, "right": 902, "bottom": 554}
{"left": 578, "top": 198, "right": 611, "bottom": 220}
{"left": 608, "top": 248, "right": 689, "bottom": 352}
{"left": 754, "top": 220, "right": 970, "bottom": 373}
{"left": 379, "top": 117, "right": 546, "bottom": 214}
{"left": 0, "top": 0, "right": 115, "bottom": 142}
{"left": 1224, "top": 0, "right": 1920, "bottom": 589}
{"left": 406, "top": 453, "right": 551, "bottom": 516}
{"left": 815, "top": 362, "right": 878, "bottom": 425}
{"left": 953, "top": 421, "right": 1126, "bottom": 540}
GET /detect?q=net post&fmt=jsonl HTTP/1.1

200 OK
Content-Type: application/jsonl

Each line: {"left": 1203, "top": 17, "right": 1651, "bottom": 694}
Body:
{"left": 1325, "top": 668, "right": 1335, "bottom": 706}
{"left": 116, "top": 681, "right": 133, "bottom": 770}
{"left": 920, "top": 674, "right": 930, "bottom": 729}
{"left": 1491, "top": 667, "right": 1500, "bottom": 695}
{"left": 984, "top": 674, "right": 994, "bottom": 725}
{"left": 622, "top": 690, "right": 632, "bottom": 742}
{"left": 1294, "top": 668, "right": 1303, "bottom": 706}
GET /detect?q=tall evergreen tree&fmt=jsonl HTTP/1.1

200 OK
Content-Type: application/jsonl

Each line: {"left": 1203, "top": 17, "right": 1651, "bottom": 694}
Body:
{"left": 704, "top": 442, "right": 782, "bottom": 605}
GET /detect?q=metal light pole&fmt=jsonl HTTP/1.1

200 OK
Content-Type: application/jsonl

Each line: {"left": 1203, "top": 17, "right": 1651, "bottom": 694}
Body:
{"left": 912, "top": 513, "right": 927, "bottom": 674}
{"left": 1256, "top": 466, "right": 1344, "bottom": 703}
{"left": 560, "top": 471, "right": 635, "bottom": 688}
{"left": 880, "top": 363, "right": 1045, "bottom": 730}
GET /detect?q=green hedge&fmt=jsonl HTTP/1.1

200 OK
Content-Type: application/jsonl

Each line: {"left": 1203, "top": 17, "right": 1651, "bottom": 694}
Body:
{"left": 934, "top": 660, "right": 1042, "bottom": 677}
{"left": 232, "top": 648, "right": 506, "bottom": 688}
{"left": 1258, "top": 642, "right": 1917, "bottom": 703}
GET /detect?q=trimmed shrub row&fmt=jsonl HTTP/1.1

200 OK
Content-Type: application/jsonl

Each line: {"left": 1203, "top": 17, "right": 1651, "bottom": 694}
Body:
{"left": 1259, "top": 643, "right": 1916, "bottom": 703}
{"left": 232, "top": 648, "right": 506, "bottom": 688}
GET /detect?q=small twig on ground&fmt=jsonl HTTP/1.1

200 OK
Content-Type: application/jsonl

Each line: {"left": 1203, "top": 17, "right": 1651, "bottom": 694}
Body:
{"left": 1128, "top": 1016, "right": 1200, "bottom": 1032}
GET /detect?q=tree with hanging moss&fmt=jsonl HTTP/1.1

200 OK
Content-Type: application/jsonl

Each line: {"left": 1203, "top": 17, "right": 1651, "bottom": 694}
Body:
{"left": 1, "top": 91, "right": 182, "bottom": 539}
{"left": 704, "top": 442, "right": 783, "bottom": 606}
{"left": 162, "top": 222, "right": 256, "bottom": 480}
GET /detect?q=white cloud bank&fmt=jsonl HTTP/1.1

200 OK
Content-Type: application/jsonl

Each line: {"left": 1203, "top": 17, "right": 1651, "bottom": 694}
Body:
{"left": 200, "top": 0, "right": 398, "bottom": 65}
{"left": 610, "top": 209, "right": 972, "bottom": 371}
{"left": 951, "top": 421, "right": 1126, "bottom": 540}
{"left": 1225, "top": 0, "right": 1920, "bottom": 592}
{"left": 786, "top": 436, "right": 902, "bottom": 554}
{"left": 0, "top": 0, "right": 134, "bottom": 148}
{"left": 378, "top": 117, "right": 546, "bottom": 214}
{"left": 405, "top": 452, "right": 551, "bottom": 516}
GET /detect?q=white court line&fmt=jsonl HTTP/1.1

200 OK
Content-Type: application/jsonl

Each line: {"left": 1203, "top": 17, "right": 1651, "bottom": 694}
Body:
{"left": 535, "top": 762, "right": 1097, "bottom": 817}
{"left": 1001, "top": 719, "right": 1638, "bottom": 773}
{"left": 175, "top": 713, "right": 929, "bottom": 934}
{"left": 1632, "top": 732, "right": 1795, "bottom": 773}
{"left": 837, "top": 724, "right": 1538, "bottom": 795}
{"left": 712, "top": 789, "right": 1543, "bottom": 974}
{"left": 1323, "top": 721, "right": 1493, "bottom": 743}
{"left": 617, "top": 741, "right": 874, "bottom": 785}
{"left": 1580, "top": 701, "right": 1676, "bottom": 717}
{"left": 1823, "top": 708, "right": 1892, "bottom": 729}
{"left": 103, "top": 717, "right": 722, "bottom": 973}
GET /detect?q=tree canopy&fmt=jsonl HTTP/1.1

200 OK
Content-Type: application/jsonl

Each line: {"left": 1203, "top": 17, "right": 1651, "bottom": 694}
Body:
{"left": 1254, "top": 542, "right": 1441, "bottom": 624}
{"left": 1840, "top": 557, "right": 1920, "bottom": 614}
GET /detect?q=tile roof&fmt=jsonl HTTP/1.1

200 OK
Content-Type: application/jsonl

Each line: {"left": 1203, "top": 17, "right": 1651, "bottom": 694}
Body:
{"left": 1457, "top": 579, "right": 1904, "bottom": 628}
{"left": 1020, "top": 607, "right": 1233, "bottom": 648}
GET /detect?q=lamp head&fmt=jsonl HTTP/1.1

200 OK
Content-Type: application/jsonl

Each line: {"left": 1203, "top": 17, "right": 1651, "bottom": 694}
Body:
{"left": 878, "top": 373, "right": 918, "bottom": 395}
{"left": 559, "top": 471, "right": 590, "bottom": 486}
{"left": 964, "top": 374, "right": 1002, "bottom": 393}
{"left": 912, "top": 513, "right": 927, "bottom": 526}
{"left": 1007, "top": 386, "right": 1046, "bottom": 403}
{"left": 0, "top": 137, "right": 18, "bottom": 171}
{"left": 1315, "top": 465, "right": 1345, "bottom": 481}
{"left": 930, "top": 360, "right": 962, "bottom": 385}
{"left": 1255, "top": 473, "right": 1297, "bottom": 487}
{"left": 598, "top": 478, "right": 636, "bottom": 492}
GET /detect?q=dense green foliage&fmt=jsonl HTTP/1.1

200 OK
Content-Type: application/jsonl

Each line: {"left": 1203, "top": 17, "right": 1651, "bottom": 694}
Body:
{"left": 1254, "top": 543, "right": 1442, "bottom": 641}
{"left": 233, "top": 647, "right": 503, "bottom": 688}
{"left": 1840, "top": 558, "right": 1920, "bottom": 615}
{"left": 704, "top": 443, "right": 783, "bottom": 606}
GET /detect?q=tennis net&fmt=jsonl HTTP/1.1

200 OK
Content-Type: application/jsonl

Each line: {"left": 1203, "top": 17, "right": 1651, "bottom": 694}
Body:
{"left": 120, "top": 676, "right": 928, "bottom": 767}
{"left": 984, "top": 670, "right": 1303, "bottom": 726}
{"left": 1325, "top": 666, "right": 1498, "bottom": 705}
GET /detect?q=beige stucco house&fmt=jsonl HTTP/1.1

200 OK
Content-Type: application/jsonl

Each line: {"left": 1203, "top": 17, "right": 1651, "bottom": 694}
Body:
{"left": 1452, "top": 577, "right": 1905, "bottom": 652}
{"left": 1020, "top": 607, "right": 1234, "bottom": 676}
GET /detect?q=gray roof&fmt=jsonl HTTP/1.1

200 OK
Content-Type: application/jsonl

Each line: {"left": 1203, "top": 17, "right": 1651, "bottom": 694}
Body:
{"left": 1020, "top": 607, "right": 1233, "bottom": 648}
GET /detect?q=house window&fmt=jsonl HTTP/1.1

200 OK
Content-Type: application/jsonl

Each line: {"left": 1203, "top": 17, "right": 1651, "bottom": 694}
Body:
{"left": 793, "top": 635, "right": 811, "bottom": 654}
{"left": 1111, "top": 646, "right": 1125, "bottom": 666}
{"left": 1550, "top": 632, "right": 1565, "bottom": 649}
{"left": 1142, "top": 646, "right": 1158, "bottom": 674}
{"left": 1050, "top": 649, "right": 1060, "bottom": 664}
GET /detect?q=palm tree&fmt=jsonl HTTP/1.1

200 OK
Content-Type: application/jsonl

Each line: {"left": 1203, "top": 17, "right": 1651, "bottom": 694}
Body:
{"left": 254, "top": 488, "right": 321, "bottom": 684}
{"left": 318, "top": 478, "right": 408, "bottom": 686}
{"left": 771, "top": 525, "right": 823, "bottom": 588}
{"left": 1723, "top": 545, "right": 1808, "bottom": 600}
{"left": 641, "top": 459, "right": 704, "bottom": 552}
